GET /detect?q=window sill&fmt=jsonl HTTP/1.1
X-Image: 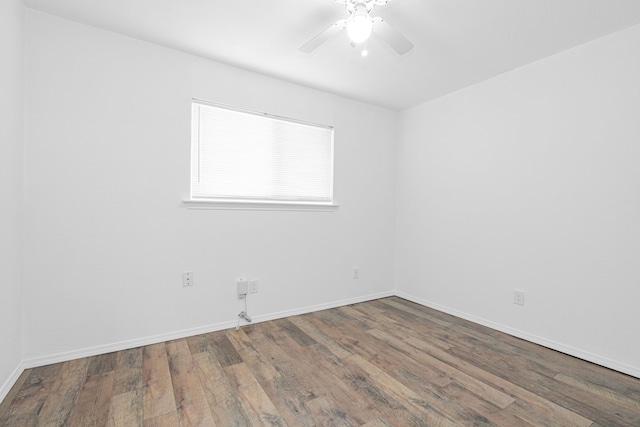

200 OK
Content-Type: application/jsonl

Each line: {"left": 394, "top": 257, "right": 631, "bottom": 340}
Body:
{"left": 182, "top": 200, "right": 340, "bottom": 212}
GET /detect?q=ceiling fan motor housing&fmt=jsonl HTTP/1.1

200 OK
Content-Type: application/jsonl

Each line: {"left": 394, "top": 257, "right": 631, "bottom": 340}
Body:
{"left": 344, "top": 0, "right": 391, "bottom": 14}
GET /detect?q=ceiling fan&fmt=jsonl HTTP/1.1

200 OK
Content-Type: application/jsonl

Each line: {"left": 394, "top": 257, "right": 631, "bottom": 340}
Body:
{"left": 299, "top": 0, "right": 414, "bottom": 56}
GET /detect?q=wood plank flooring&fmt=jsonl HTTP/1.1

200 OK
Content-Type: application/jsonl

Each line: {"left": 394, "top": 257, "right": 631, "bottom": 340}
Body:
{"left": 1, "top": 297, "right": 639, "bottom": 426}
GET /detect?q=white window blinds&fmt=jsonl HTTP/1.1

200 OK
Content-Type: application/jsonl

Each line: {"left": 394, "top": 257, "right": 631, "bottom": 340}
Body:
{"left": 191, "top": 100, "right": 334, "bottom": 205}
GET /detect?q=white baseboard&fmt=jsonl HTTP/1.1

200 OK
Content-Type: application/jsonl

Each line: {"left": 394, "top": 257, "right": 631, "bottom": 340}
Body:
{"left": 396, "top": 291, "right": 640, "bottom": 379}
{"left": 21, "top": 290, "right": 394, "bottom": 370}
{"left": 0, "top": 360, "right": 26, "bottom": 405}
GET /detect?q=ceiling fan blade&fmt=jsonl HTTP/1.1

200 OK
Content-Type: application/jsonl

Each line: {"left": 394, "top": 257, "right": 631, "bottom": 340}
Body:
{"left": 299, "top": 19, "right": 347, "bottom": 53}
{"left": 372, "top": 16, "right": 413, "bottom": 55}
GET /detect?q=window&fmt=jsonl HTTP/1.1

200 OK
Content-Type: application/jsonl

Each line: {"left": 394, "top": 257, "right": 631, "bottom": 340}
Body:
{"left": 188, "top": 100, "right": 336, "bottom": 210}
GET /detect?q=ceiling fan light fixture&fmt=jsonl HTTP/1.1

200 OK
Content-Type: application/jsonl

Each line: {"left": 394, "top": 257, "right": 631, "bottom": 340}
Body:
{"left": 299, "top": 0, "right": 413, "bottom": 56}
{"left": 347, "top": 4, "right": 373, "bottom": 43}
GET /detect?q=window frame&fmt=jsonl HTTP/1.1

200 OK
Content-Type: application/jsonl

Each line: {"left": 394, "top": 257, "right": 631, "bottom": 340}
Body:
{"left": 185, "top": 99, "right": 339, "bottom": 211}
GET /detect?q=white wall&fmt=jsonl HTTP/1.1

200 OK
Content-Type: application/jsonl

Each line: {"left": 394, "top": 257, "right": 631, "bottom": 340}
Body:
{"left": 22, "top": 11, "right": 397, "bottom": 362}
{"left": 396, "top": 23, "right": 640, "bottom": 376}
{"left": 0, "top": 0, "right": 26, "bottom": 401}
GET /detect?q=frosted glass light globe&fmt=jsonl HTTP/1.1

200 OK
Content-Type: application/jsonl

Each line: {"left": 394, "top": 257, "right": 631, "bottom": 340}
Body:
{"left": 347, "top": 8, "right": 373, "bottom": 43}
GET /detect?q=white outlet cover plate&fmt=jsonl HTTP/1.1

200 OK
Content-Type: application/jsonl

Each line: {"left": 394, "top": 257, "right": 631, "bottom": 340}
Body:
{"left": 182, "top": 271, "right": 193, "bottom": 287}
{"left": 249, "top": 280, "right": 259, "bottom": 293}
{"left": 514, "top": 290, "right": 525, "bottom": 306}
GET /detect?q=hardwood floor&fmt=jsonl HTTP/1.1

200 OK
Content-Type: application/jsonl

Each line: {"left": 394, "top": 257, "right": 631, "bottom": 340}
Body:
{"left": 1, "top": 297, "right": 639, "bottom": 426}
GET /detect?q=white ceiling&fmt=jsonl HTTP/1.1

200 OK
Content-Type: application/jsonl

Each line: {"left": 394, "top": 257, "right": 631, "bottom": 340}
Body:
{"left": 24, "top": 0, "right": 640, "bottom": 111}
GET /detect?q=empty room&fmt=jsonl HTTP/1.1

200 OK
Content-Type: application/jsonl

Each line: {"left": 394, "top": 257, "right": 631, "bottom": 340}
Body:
{"left": 1, "top": 0, "right": 640, "bottom": 425}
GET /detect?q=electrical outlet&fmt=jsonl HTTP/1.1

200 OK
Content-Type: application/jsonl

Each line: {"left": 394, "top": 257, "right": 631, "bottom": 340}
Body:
{"left": 182, "top": 271, "right": 193, "bottom": 287}
{"left": 249, "top": 280, "right": 259, "bottom": 294}
{"left": 237, "top": 278, "right": 248, "bottom": 297}
{"left": 353, "top": 267, "right": 359, "bottom": 279}
{"left": 514, "top": 290, "right": 525, "bottom": 306}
